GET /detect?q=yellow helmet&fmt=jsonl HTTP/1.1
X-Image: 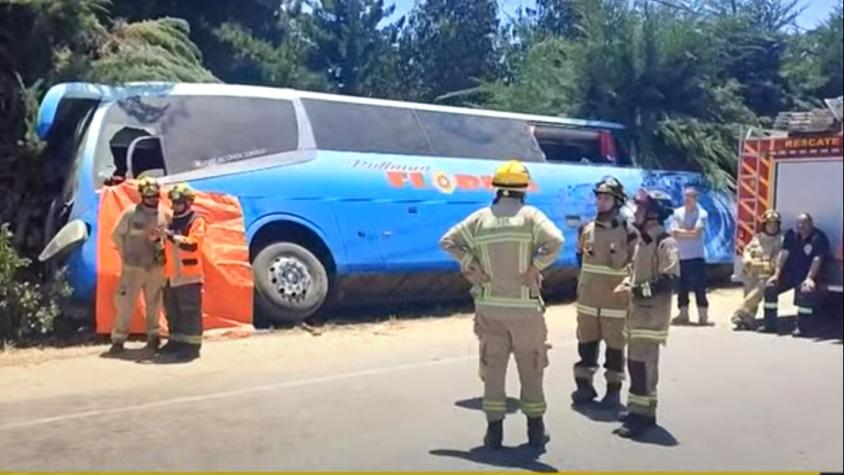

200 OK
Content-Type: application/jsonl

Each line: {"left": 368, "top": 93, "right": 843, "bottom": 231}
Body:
{"left": 168, "top": 183, "right": 196, "bottom": 202}
{"left": 761, "top": 209, "right": 781, "bottom": 224}
{"left": 492, "top": 159, "right": 531, "bottom": 189}
{"left": 137, "top": 177, "right": 161, "bottom": 198}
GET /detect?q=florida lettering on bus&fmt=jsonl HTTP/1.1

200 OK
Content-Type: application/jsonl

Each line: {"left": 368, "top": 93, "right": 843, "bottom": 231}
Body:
{"left": 386, "top": 170, "right": 540, "bottom": 194}
{"left": 783, "top": 136, "right": 842, "bottom": 149}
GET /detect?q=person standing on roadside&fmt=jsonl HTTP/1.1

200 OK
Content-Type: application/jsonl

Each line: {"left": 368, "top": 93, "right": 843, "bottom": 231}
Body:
{"left": 670, "top": 186, "right": 711, "bottom": 326}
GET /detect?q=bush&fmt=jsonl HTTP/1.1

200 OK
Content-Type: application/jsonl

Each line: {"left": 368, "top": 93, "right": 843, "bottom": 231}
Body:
{"left": 0, "top": 223, "right": 72, "bottom": 348}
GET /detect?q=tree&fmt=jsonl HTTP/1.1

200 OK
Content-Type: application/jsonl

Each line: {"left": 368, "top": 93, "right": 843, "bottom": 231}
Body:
{"left": 304, "top": 0, "right": 403, "bottom": 96}
{"left": 480, "top": 0, "right": 757, "bottom": 188}
{"left": 398, "top": 0, "right": 500, "bottom": 102}
{"left": 704, "top": 0, "right": 803, "bottom": 117}
{"left": 529, "top": 0, "right": 582, "bottom": 38}
{"left": 109, "top": 0, "right": 280, "bottom": 82}
{"left": 214, "top": 19, "right": 325, "bottom": 90}
{"left": 1, "top": 0, "right": 214, "bottom": 259}
{"left": 89, "top": 18, "right": 217, "bottom": 83}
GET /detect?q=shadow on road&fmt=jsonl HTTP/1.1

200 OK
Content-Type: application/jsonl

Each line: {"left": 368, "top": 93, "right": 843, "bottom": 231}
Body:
{"left": 430, "top": 445, "right": 558, "bottom": 473}
{"left": 748, "top": 315, "right": 843, "bottom": 341}
{"left": 98, "top": 348, "right": 154, "bottom": 363}
{"left": 570, "top": 401, "right": 623, "bottom": 423}
{"left": 455, "top": 397, "right": 520, "bottom": 415}
{"left": 617, "top": 424, "right": 680, "bottom": 447}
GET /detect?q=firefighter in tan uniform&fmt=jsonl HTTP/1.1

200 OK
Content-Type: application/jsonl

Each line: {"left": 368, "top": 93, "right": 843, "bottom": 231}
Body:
{"left": 440, "top": 160, "right": 564, "bottom": 449}
{"left": 157, "top": 184, "right": 207, "bottom": 363}
{"left": 613, "top": 188, "right": 680, "bottom": 438}
{"left": 107, "top": 177, "right": 170, "bottom": 355}
{"left": 572, "top": 177, "right": 638, "bottom": 409}
{"left": 731, "top": 210, "right": 783, "bottom": 331}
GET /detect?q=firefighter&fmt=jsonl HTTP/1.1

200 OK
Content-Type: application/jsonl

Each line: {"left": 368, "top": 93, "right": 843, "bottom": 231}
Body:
{"left": 613, "top": 189, "right": 680, "bottom": 438}
{"left": 107, "top": 177, "right": 169, "bottom": 355}
{"left": 759, "top": 213, "right": 830, "bottom": 337}
{"left": 731, "top": 210, "right": 783, "bottom": 331}
{"left": 571, "top": 176, "right": 638, "bottom": 409}
{"left": 439, "top": 159, "right": 564, "bottom": 450}
{"left": 157, "top": 183, "right": 207, "bottom": 362}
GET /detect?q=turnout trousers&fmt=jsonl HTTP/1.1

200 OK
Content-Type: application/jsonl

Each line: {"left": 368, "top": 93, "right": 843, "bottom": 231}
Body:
{"left": 574, "top": 307, "right": 627, "bottom": 385}
{"left": 111, "top": 265, "right": 165, "bottom": 344}
{"left": 475, "top": 307, "right": 550, "bottom": 422}
{"left": 164, "top": 282, "right": 203, "bottom": 352}
{"left": 626, "top": 296, "right": 670, "bottom": 419}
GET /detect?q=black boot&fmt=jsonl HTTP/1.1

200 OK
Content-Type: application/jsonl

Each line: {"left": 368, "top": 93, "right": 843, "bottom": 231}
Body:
{"left": 527, "top": 417, "right": 549, "bottom": 448}
{"left": 105, "top": 342, "right": 124, "bottom": 356}
{"left": 144, "top": 336, "right": 161, "bottom": 352}
{"left": 158, "top": 340, "right": 179, "bottom": 355}
{"left": 484, "top": 420, "right": 503, "bottom": 450}
{"left": 792, "top": 316, "right": 810, "bottom": 337}
{"left": 600, "top": 383, "right": 623, "bottom": 409}
{"left": 613, "top": 413, "right": 656, "bottom": 438}
{"left": 571, "top": 378, "right": 598, "bottom": 405}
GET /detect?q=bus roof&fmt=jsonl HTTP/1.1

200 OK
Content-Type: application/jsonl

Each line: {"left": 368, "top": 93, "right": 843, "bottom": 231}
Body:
{"left": 37, "top": 81, "right": 626, "bottom": 139}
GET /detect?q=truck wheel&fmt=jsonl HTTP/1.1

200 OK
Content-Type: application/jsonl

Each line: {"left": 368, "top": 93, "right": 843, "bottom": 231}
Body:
{"left": 252, "top": 242, "right": 329, "bottom": 323}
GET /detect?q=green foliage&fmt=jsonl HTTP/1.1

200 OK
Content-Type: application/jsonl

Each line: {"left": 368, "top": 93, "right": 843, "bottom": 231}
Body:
{"left": 0, "top": 224, "right": 72, "bottom": 348}
{"left": 398, "top": 0, "right": 500, "bottom": 102}
{"left": 109, "top": 0, "right": 280, "bottom": 82}
{"left": 305, "top": 0, "right": 401, "bottom": 96}
{"left": 89, "top": 18, "right": 217, "bottom": 83}
{"left": 214, "top": 21, "right": 323, "bottom": 89}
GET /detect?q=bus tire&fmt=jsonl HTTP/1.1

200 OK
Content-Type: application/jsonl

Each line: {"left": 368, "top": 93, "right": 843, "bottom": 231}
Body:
{"left": 253, "top": 242, "right": 329, "bottom": 323}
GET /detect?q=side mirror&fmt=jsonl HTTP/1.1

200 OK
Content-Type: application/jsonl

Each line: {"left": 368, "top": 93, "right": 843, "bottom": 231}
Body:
{"left": 39, "top": 219, "right": 89, "bottom": 262}
{"left": 126, "top": 136, "right": 166, "bottom": 179}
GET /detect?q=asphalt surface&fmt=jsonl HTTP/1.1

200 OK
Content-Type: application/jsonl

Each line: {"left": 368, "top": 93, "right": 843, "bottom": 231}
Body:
{"left": 1, "top": 288, "right": 842, "bottom": 472}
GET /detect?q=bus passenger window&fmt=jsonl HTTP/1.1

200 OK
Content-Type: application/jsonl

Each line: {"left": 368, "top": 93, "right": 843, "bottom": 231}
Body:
{"left": 415, "top": 111, "right": 544, "bottom": 162}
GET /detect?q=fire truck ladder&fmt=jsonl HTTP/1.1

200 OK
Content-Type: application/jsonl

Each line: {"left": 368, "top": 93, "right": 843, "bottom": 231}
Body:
{"left": 736, "top": 127, "right": 775, "bottom": 255}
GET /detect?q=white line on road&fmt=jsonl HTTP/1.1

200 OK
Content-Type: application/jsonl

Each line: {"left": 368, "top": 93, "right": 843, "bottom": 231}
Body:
{"left": 0, "top": 340, "right": 576, "bottom": 432}
{"left": 2, "top": 354, "right": 477, "bottom": 431}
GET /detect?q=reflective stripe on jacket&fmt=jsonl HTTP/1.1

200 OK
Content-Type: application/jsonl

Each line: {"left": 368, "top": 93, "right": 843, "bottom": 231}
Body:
{"left": 164, "top": 211, "right": 207, "bottom": 287}
{"left": 440, "top": 198, "right": 564, "bottom": 311}
{"left": 576, "top": 218, "right": 637, "bottom": 316}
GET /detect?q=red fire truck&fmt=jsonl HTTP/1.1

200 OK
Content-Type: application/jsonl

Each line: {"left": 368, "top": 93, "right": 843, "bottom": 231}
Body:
{"left": 734, "top": 125, "right": 843, "bottom": 305}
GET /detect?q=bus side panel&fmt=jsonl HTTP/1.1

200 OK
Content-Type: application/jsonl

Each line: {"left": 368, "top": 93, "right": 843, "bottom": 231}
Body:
{"left": 315, "top": 153, "right": 736, "bottom": 276}
{"left": 183, "top": 161, "right": 351, "bottom": 272}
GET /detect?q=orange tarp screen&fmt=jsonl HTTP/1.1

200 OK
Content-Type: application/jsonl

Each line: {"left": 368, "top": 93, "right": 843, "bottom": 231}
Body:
{"left": 95, "top": 181, "right": 255, "bottom": 338}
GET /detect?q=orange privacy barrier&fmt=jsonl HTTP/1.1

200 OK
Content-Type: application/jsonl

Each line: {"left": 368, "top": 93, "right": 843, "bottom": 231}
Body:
{"left": 95, "top": 181, "right": 255, "bottom": 338}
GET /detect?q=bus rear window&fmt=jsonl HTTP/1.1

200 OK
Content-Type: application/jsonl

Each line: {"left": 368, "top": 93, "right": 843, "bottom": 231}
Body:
{"left": 533, "top": 124, "right": 630, "bottom": 166}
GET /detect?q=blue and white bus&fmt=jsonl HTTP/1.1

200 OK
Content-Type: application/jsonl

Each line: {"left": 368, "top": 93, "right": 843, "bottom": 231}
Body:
{"left": 36, "top": 82, "right": 736, "bottom": 322}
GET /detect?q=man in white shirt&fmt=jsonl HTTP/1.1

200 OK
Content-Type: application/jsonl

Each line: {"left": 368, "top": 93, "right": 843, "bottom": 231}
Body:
{"left": 670, "top": 186, "right": 711, "bottom": 326}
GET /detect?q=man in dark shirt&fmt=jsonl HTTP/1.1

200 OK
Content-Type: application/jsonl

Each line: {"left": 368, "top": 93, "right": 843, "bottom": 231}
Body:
{"left": 759, "top": 213, "right": 830, "bottom": 336}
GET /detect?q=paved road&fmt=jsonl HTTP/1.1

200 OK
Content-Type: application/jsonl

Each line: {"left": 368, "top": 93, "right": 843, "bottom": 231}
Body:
{"left": 1, "top": 288, "right": 842, "bottom": 472}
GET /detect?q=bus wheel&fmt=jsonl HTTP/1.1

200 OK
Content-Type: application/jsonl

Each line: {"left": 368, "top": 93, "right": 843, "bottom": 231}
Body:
{"left": 253, "top": 242, "right": 329, "bottom": 323}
